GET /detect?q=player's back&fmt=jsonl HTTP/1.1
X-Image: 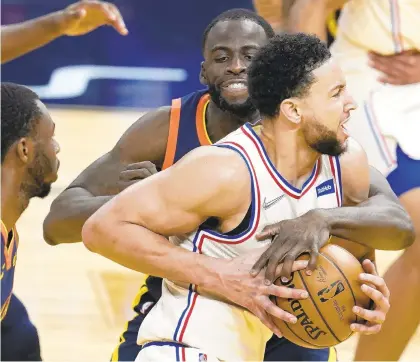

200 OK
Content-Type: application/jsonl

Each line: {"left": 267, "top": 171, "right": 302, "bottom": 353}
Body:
{"left": 137, "top": 124, "right": 344, "bottom": 361}
{"left": 1, "top": 221, "right": 18, "bottom": 320}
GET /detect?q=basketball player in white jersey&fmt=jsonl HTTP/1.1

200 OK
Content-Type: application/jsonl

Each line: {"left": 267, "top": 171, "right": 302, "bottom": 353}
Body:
{"left": 326, "top": 1, "right": 420, "bottom": 360}
{"left": 82, "top": 33, "right": 390, "bottom": 361}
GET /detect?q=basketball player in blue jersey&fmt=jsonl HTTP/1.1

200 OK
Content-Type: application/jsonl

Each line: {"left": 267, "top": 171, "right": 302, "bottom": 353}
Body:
{"left": 81, "top": 33, "right": 391, "bottom": 361}
{"left": 44, "top": 9, "right": 413, "bottom": 362}
{"left": 1, "top": 83, "right": 60, "bottom": 360}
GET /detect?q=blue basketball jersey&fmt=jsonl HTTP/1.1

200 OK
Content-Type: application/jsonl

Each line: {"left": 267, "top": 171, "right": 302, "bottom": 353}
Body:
{"left": 162, "top": 89, "right": 211, "bottom": 170}
{"left": 1, "top": 221, "right": 18, "bottom": 320}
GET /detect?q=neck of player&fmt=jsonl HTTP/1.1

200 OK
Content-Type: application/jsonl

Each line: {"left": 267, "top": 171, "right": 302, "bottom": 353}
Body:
{"left": 206, "top": 100, "right": 259, "bottom": 142}
{"left": 1, "top": 165, "right": 29, "bottom": 231}
{"left": 260, "top": 118, "right": 319, "bottom": 188}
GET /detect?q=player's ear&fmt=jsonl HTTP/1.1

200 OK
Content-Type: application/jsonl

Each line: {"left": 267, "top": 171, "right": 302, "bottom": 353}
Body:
{"left": 15, "top": 138, "right": 33, "bottom": 164}
{"left": 199, "top": 61, "right": 208, "bottom": 85}
{"left": 280, "top": 99, "right": 302, "bottom": 125}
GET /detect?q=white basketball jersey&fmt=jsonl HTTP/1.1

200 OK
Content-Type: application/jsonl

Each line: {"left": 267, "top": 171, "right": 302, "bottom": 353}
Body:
{"left": 137, "top": 124, "right": 343, "bottom": 361}
{"left": 330, "top": 0, "right": 420, "bottom": 166}
{"left": 334, "top": 0, "right": 420, "bottom": 55}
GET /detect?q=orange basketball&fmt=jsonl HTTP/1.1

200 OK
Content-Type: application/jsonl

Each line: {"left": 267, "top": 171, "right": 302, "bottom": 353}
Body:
{"left": 273, "top": 243, "right": 371, "bottom": 349}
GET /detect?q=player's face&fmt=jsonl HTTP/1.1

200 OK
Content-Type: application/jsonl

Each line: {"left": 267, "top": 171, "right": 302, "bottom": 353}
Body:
{"left": 299, "top": 59, "right": 356, "bottom": 156}
{"left": 201, "top": 19, "right": 268, "bottom": 118}
{"left": 25, "top": 101, "right": 60, "bottom": 198}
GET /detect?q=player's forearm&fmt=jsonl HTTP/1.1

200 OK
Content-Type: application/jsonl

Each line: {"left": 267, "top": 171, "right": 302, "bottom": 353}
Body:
{"left": 43, "top": 189, "right": 113, "bottom": 245}
{"left": 287, "top": 0, "right": 329, "bottom": 41}
{"left": 318, "top": 196, "right": 415, "bottom": 250}
{"left": 81, "top": 219, "right": 224, "bottom": 290}
{"left": 1, "top": 11, "right": 63, "bottom": 64}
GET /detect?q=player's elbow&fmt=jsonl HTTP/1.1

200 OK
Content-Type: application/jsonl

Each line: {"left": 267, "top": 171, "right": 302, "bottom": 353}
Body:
{"left": 387, "top": 204, "right": 416, "bottom": 249}
{"left": 399, "top": 215, "right": 416, "bottom": 249}
{"left": 43, "top": 215, "right": 58, "bottom": 246}
{"left": 43, "top": 201, "right": 65, "bottom": 246}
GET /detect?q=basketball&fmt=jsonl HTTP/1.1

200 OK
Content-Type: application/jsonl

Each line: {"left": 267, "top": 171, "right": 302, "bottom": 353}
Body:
{"left": 273, "top": 243, "right": 371, "bottom": 349}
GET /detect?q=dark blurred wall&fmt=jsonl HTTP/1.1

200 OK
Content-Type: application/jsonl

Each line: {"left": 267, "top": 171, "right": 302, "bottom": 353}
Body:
{"left": 1, "top": 0, "right": 254, "bottom": 109}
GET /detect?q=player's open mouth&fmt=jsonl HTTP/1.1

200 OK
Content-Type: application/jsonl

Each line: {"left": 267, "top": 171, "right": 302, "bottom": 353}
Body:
{"left": 340, "top": 116, "right": 350, "bottom": 135}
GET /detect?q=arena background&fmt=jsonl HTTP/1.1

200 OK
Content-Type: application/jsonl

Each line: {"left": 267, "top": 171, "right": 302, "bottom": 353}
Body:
{"left": 2, "top": 0, "right": 420, "bottom": 360}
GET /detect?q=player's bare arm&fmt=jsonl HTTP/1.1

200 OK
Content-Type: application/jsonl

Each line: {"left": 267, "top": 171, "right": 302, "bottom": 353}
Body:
{"left": 252, "top": 137, "right": 414, "bottom": 281}
{"left": 81, "top": 145, "right": 309, "bottom": 336}
{"left": 1, "top": 1, "right": 127, "bottom": 64}
{"left": 43, "top": 107, "right": 170, "bottom": 245}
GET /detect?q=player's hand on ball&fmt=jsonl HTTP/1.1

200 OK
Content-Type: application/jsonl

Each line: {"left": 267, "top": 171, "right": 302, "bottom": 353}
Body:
{"left": 57, "top": 0, "right": 128, "bottom": 37}
{"left": 118, "top": 161, "right": 158, "bottom": 191}
{"left": 251, "top": 209, "right": 330, "bottom": 284}
{"left": 351, "top": 259, "right": 390, "bottom": 335}
{"left": 214, "top": 248, "right": 309, "bottom": 338}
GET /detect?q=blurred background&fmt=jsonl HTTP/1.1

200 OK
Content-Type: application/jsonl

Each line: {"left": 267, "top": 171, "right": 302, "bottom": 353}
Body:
{"left": 2, "top": 0, "right": 255, "bottom": 109}
{"left": 2, "top": 1, "right": 420, "bottom": 361}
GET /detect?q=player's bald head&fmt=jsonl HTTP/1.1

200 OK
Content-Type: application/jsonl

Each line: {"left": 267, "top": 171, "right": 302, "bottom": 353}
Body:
{"left": 202, "top": 8, "right": 275, "bottom": 54}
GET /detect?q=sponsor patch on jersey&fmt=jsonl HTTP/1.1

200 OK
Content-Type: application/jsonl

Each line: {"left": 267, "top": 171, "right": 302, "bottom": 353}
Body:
{"left": 316, "top": 179, "right": 335, "bottom": 197}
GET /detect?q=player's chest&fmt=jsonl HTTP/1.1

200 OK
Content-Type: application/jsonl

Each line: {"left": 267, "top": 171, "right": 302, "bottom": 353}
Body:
{"left": 258, "top": 176, "right": 341, "bottom": 225}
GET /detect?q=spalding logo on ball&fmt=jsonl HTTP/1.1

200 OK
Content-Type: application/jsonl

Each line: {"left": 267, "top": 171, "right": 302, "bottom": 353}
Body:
{"left": 273, "top": 244, "right": 371, "bottom": 349}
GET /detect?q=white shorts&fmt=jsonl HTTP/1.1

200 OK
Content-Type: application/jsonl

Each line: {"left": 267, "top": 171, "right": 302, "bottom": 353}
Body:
{"left": 135, "top": 341, "right": 220, "bottom": 362}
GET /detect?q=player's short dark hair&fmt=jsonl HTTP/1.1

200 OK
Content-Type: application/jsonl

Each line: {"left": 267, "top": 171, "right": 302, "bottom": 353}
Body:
{"left": 1, "top": 83, "right": 42, "bottom": 163}
{"left": 202, "top": 8, "right": 275, "bottom": 53}
{"left": 248, "top": 33, "right": 331, "bottom": 118}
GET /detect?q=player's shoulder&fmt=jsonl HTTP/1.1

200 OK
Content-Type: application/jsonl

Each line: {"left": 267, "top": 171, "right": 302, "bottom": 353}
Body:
{"left": 339, "top": 137, "right": 368, "bottom": 166}
{"left": 339, "top": 137, "right": 370, "bottom": 204}
{"left": 114, "top": 106, "right": 172, "bottom": 164}
{"left": 170, "top": 145, "right": 251, "bottom": 190}
{"left": 119, "top": 106, "right": 171, "bottom": 142}
{"left": 176, "top": 145, "right": 249, "bottom": 175}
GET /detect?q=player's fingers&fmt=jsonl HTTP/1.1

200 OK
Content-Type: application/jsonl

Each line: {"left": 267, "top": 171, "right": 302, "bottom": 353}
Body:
{"left": 290, "top": 260, "right": 309, "bottom": 272}
{"left": 259, "top": 296, "right": 297, "bottom": 324}
{"left": 350, "top": 322, "right": 382, "bottom": 335}
{"left": 265, "top": 283, "right": 308, "bottom": 301}
{"left": 254, "top": 309, "right": 283, "bottom": 338}
{"left": 268, "top": 259, "right": 308, "bottom": 281}
{"left": 265, "top": 249, "right": 286, "bottom": 284}
{"left": 361, "top": 259, "right": 377, "bottom": 275}
{"left": 119, "top": 169, "right": 153, "bottom": 180}
{"left": 279, "top": 253, "right": 299, "bottom": 281}
{"left": 360, "top": 284, "right": 390, "bottom": 313}
{"left": 352, "top": 306, "right": 386, "bottom": 325}
{"left": 306, "top": 247, "right": 319, "bottom": 276}
{"left": 369, "top": 57, "right": 401, "bottom": 77}
{"left": 250, "top": 249, "right": 270, "bottom": 277}
{"left": 104, "top": 2, "right": 128, "bottom": 35}
{"left": 125, "top": 161, "right": 158, "bottom": 173}
{"left": 360, "top": 273, "right": 390, "bottom": 300}
{"left": 377, "top": 75, "right": 406, "bottom": 85}
{"left": 255, "top": 224, "right": 281, "bottom": 241}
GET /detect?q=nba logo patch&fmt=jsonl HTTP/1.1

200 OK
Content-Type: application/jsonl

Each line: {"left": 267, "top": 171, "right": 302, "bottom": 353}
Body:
{"left": 316, "top": 179, "right": 335, "bottom": 197}
{"left": 198, "top": 353, "right": 208, "bottom": 361}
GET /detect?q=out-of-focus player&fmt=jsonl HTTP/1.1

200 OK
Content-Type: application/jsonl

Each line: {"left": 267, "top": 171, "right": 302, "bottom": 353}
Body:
{"left": 328, "top": 1, "right": 420, "bottom": 360}
{"left": 1, "top": 83, "right": 60, "bottom": 360}
{"left": 81, "top": 33, "right": 390, "bottom": 362}
{"left": 1, "top": 0, "right": 127, "bottom": 64}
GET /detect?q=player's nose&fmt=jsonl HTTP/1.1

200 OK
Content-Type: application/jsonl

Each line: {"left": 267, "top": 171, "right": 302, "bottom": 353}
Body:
{"left": 344, "top": 91, "right": 357, "bottom": 112}
{"left": 227, "top": 55, "right": 246, "bottom": 75}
